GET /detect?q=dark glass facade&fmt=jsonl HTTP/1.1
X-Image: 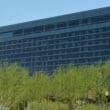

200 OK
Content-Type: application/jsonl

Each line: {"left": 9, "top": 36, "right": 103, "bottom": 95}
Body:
{"left": 0, "top": 7, "right": 110, "bottom": 73}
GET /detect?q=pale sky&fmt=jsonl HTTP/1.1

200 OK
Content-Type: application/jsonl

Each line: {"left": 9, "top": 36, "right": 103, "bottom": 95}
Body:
{"left": 0, "top": 0, "right": 110, "bottom": 26}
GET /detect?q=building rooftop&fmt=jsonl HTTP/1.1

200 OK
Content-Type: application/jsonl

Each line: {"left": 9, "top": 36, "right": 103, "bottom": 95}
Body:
{"left": 0, "top": 6, "right": 110, "bottom": 33}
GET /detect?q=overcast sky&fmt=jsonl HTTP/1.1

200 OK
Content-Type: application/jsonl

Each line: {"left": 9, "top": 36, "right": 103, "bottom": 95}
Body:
{"left": 0, "top": 0, "right": 110, "bottom": 26}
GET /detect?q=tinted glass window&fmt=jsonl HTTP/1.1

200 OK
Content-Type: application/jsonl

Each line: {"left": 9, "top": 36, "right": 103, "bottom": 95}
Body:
{"left": 56, "top": 22, "right": 67, "bottom": 29}
{"left": 33, "top": 26, "right": 44, "bottom": 33}
{"left": 45, "top": 24, "right": 55, "bottom": 31}
{"left": 13, "top": 29, "right": 23, "bottom": 36}
{"left": 69, "top": 20, "right": 79, "bottom": 27}
{"left": 24, "top": 28, "right": 33, "bottom": 34}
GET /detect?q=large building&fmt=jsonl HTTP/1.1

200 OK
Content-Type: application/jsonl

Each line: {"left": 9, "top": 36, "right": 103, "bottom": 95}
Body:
{"left": 0, "top": 7, "right": 110, "bottom": 73}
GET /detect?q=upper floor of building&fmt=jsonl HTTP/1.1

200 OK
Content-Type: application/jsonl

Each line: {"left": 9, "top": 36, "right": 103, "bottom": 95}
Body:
{"left": 0, "top": 6, "right": 110, "bottom": 42}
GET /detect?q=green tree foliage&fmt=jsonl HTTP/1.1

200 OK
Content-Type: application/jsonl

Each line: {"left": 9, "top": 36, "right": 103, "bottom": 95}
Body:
{"left": 0, "top": 63, "right": 29, "bottom": 109}
{"left": 0, "top": 62, "right": 110, "bottom": 110}
{"left": 27, "top": 71, "right": 50, "bottom": 102}
{"left": 101, "top": 61, "right": 110, "bottom": 90}
{"left": 51, "top": 65, "right": 89, "bottom": 110}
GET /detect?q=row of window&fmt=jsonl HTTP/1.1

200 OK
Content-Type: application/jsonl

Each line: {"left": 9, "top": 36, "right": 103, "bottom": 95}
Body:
{"left": 1, "top": 26, "right": 110, "bottom": 46}
{"left": 1, "top": 55, "right": 110, "bottom": 72}
{"left": 13, "top": 14, "right": 110, "bottom": 36}
{"left": 1, "top": 56, "right": 110, "bottom": 68}
{"left": 1, "top": 37, "right": 110, "bottom": 52}
{"left": 0, "top": 35, "right": 110, "bottom": 50}
{"left": 1, "top": 48, "right": 110, "bottom": 59}
{"left": 1, "top": 27, "right": 110, "bottom": 48}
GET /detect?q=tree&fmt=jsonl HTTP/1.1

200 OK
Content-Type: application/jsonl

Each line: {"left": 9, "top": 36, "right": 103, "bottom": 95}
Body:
{"left": 51, "top": 65, "right": 88, "bottom": 110}
{"left": 0, "top": 63, "right": 29, "bottom": 110}
{"left": 27, "top": 71, "right": 50, "bottom": 102}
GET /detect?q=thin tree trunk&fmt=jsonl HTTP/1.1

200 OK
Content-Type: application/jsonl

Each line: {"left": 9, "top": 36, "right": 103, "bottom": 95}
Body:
{"left": 68, "top": 101, "right": 73, "bottom": 110}
{"left": 18, "top": 103, "right": 24, "bottom": 110}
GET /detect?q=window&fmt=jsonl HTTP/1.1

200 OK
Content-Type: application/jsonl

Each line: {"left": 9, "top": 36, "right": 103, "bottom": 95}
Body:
{"left": 33, "top": 26, "right": 44, "bottom": 33}
{"left": 45, "top": 24, "right": 55, "bottom": 31}
{"left": 24, "top": 28, "right": 33, "bottom": 34}
{"left": 88, "top": 30, "right": 94, "bottom": 34}
{"left": 81, "top": 18, "right": 89, "bottom": 24}
{"left": 91, "top": 16, "right": 100, "bottom": 23}
{"left": 100, "top": 14, "right": 110, "bottom": 22}
{"left": 56, "top": 22, "right": 67, "bottom": 29}
{"left": 13, "top": 29, "right": 23, "bottom": 36}
{"left": 61, "top": 33, "right": 68, "bottom": 38}
{"left": 69, "top": 20, "right": 79, "bottom": 27}
{"left": 102, "top": 27, "right": 110, "bottom": 32}
{"left": 90, "top": 14, "right": 110, "bottom": 23}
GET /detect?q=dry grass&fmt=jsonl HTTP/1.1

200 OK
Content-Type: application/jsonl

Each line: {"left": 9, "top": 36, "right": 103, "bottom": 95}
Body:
{"left": 27, "top": 101, "right": 110, "bottom": 110}
{"left": 27, "top": 101, "right": 68, "bottom": 110}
